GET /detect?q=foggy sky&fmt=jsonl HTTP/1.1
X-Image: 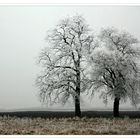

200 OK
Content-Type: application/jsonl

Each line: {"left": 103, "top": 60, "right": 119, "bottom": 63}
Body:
{"left": 0, "top": 5, "right": 140, "bottom": 110}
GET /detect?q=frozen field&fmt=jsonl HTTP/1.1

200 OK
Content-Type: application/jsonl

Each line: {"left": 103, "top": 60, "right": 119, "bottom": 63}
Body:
{"left": 0, "top": 116, "right": 140, "bottom": 135}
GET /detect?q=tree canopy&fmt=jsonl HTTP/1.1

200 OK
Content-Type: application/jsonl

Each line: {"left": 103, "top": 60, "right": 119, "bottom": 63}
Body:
{"left": 89, "top": 28, "right": 140, "bottom": 115}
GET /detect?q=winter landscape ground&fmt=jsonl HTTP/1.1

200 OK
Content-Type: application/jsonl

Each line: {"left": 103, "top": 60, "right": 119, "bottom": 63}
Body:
{"left": 0, "top": 111, "right": 140, "bottom": 135}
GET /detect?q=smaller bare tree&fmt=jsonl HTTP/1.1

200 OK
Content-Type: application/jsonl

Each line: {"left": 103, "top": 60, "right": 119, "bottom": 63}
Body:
{"left": 89, "top": 27, "right": 140, "bottom": 117}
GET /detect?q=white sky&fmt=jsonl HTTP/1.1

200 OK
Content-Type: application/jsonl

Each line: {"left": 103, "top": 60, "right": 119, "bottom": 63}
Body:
{"left": 0, "top": 6, "right": 140, "bottom": 110}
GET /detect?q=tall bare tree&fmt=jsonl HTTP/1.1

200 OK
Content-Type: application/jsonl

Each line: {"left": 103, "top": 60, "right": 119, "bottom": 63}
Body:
{"left": 36, "top": 15, "right": 96, "bottom": 117}
{"left": 89, "top": 27, "right": 140, "bottom": 117}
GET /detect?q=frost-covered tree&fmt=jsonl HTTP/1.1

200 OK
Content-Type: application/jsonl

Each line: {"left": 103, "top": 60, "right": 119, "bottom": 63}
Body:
{"left": 36, "top": 15, "right": 96, "bottom": 117}
{"left": 90, "top": 27, "right": 140, "bottom": 117}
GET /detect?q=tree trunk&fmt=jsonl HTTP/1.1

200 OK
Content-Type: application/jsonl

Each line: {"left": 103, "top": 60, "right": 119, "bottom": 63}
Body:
{"left": 113, "top": 97, "right": 120, "bottom": 117}
{"left": 75, "top": 94, "right": 81, "bottom": 117}
{"left": 75, "top": 65, "right": 81, "bottom": 117}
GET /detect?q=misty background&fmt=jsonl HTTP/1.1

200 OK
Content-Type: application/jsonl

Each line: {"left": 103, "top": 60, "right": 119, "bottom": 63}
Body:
{"left": 0, "top": 5, "right": 140, "bottom": 111}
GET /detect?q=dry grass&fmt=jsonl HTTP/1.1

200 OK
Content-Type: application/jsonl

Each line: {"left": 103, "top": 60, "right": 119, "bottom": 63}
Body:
{"left": 0, "top": 116, "right": 140, "bottom": 135}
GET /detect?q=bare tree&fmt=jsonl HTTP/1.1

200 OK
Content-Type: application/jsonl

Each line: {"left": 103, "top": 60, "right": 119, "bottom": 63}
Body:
{"left": 36, "top": 15, "right": 96, "bottom": 117}
{"left": 89, "top": 27, "right": 140, "bottom": 117}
